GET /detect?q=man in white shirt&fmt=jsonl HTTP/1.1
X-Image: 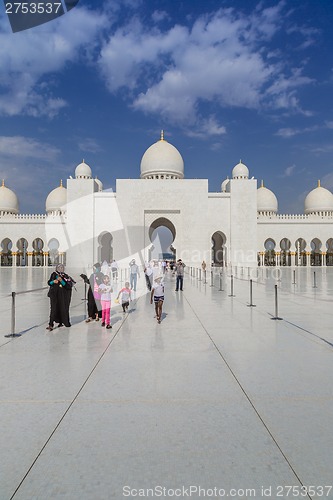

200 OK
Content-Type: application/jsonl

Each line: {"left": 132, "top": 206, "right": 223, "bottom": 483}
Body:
{"left": 129, "top": 259, "right": 140, "bottom": 291}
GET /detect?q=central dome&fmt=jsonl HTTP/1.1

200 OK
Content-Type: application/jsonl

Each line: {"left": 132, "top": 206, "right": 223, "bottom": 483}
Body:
{"left": 140, "top": 132, "right": 184, "bottom": 180}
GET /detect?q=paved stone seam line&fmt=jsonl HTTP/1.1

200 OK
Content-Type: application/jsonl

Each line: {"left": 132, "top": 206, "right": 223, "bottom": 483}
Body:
{"left": 282, "top": 318, "right": 333, "bottom": 349}
{"left": 182, "top": 291, "right": 313, "bottom": 500}
{"left": 8, "top": 305, "right": 135, "bottom": 500}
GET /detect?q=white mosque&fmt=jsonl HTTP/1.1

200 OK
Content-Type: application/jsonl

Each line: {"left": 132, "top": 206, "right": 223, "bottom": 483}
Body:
{"left": 1, "top": 132, "right": 333, "bottom": 270}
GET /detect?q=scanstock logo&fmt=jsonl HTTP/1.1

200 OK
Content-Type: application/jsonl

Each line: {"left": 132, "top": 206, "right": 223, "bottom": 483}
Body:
{"left": 4, "top": 1, "right": 80, "bottom": 33}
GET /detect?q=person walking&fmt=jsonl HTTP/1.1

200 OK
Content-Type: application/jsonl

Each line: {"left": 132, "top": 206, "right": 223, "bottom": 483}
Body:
{"left": 111, "top": 259, "right": 119, "bottom": 281}
{"left": 150, "top": 276, "right": 164, "bottom": 324}
{"left": 175, "top": 259, "right": 186, "bottom": 291}
{"left": 116, "top": 282, "right": 132, "bottom": 313}
{"left": 144, "top": 262, "right": 153, "bottom": 291}
{"left": 129, "top": 259, "right": 140, "bottom": 291}
{"left": 46, "top": 264, "right": 75, "bottom": 330}
{"left": 98, "top": 274, "right": 113, "bottom": 329}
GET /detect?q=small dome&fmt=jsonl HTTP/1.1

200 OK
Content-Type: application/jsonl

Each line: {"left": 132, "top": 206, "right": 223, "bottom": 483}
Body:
{"left": 140, "top": 131, "right": 184, "bottom": 179}
{"left": 75, "top": 159, "right": 92, "bottom": 179}
{"left": 221, "top": 177, "right": 230, "bottom": 192}
{"left": 46, "top": 180, "right": 67, "bottom": 213}
{"left": 304, "top": 180, "right": 333, "bottom": 214}
{"left": 95, "top": 177, "right": 103, "bottom": 191}
{"left": 257, "top": 181, "right": 278, "bottom": 213}
{"left": 232, "top": 160, "right": 249, "bottom": 179}
{"left": 0, "top": 180, "right": 19, "bottom": 214}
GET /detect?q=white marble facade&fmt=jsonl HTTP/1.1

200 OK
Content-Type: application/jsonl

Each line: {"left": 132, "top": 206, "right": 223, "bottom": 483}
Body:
{"left": 1, "top": 133, "right": 333, "bottom": 270}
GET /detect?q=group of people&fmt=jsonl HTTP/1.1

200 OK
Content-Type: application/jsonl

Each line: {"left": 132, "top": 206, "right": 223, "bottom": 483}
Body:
{"left": 46, "top": 258, "right": 187, "bottom": 330}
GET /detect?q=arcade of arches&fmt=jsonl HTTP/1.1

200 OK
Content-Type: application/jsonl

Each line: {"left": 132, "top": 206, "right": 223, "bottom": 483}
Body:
{"left": 2, "top": 233, "right": 333, "bottom": 267}
{"left": 0, "top": 237, "right": 65, "bottom": 267}
{"left": 260, "top": 237, "right": 333, "bottom": 266}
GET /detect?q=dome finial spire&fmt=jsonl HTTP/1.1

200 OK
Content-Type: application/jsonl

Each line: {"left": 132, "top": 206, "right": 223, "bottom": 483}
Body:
{"left": 1, "top": 179, "right": 4, "bottom": 187}
{"left": 160, "top": 130, "right": 164, "bottom": 141}
{"left": 318, "top": 179, "right": 321, "bottom": 187}
{"left": 261, "top": 179, "right": 264, "bottom": 188}
{"left": 60, "top": 179, "right": 63, "bottom": 187}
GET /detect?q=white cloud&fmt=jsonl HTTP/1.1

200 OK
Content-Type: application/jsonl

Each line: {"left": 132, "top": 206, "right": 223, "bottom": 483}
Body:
{"left": 78, "top": 138, "right": 103, "bottom": 154}
{"left": 151, "top": 10, "right": 170, "bottom": 23}
{"left": 276, "top": 127, "right": 300, "bottom": 138}
{"left": 276, "top": 125, "right": 319, "bottom": 138}
{"left": 0, "top": 7, "right": 108, "bottom": 117}
{"left": 282, "top": 164, "right": 296, "bottom": 177}
{"left": 98, "top": 4, "right": 315, "bottom": 129}
{"left": 185, "top": 116, "right": 226, "bottom": 139}
{"left": 0, "top": 136, "right": 60, "bottom": 160}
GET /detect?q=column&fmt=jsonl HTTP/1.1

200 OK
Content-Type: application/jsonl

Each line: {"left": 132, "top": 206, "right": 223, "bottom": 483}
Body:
{"left": 26, "top": 251, "right": 33, "bottom": 267}
{"left": 12, "top": 250, "right": 18, "bottom": 267}
{"left": 306, "top": 251, "right": 311, "bottom": 267}
{"left": 43, "top": 252, "right": 49, "bottom": 267}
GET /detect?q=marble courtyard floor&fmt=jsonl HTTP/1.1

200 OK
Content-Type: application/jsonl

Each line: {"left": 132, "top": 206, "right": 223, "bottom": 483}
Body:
{"left": 0, "top": 267, "right": 332, "bottom": 500}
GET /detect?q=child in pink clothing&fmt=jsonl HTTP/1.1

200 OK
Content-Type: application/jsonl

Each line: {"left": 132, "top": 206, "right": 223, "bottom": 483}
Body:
{"left": 117, "top": 282, "right": 131, "bottom": 313}
{"left": 98, "top": 275, "right": 113, "bottom": 328}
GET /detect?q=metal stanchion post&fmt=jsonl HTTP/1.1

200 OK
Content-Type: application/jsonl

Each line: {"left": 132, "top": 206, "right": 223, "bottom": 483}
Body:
{"left": 199, "top": 268, "right": 202, "bottom": 281}
{"left": 210, "top": 270, "right": 213, "bottom": 287}
{"left": 247, "top": 279, "right": 256, "bottom": 307}
{"left": 271, "top": 284, "right": 282, "bottom": 320}
{"left": 313, "top": 271, "right": 317, "bottom": 288}
{"left": 228, "top": 275, "right": 235, "bottom": 297}
{"left": 292, "top": 270, "right": 296, "bottom": 285}
{"left": 82, "top": 282, "right": 87, "bottom": 301}
{"left": 218, "top": 272, "right": 223, "bottom": 291}
{"left": 5, "top": 292, "right": 21, "bottom": 338}
{"left": 204, "top": 270, "right": 207, "bottom": 284}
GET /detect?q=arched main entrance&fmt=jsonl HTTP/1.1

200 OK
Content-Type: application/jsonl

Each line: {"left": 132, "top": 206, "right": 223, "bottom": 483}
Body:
{"left": 148, "top": 218, "right": 176, "bottom": 261}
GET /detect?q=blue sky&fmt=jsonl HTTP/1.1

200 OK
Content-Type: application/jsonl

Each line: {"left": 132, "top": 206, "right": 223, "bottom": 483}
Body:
{"left": 0, "top": 0, "right": 333, "bottom": 214}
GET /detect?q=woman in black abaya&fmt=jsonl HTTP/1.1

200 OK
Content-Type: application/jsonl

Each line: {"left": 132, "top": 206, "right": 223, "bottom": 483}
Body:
{"left": 80, "top": 262, "right": 104, "bottom": 322}
{"left": 46, "top": 264, "right": 75, "bottom": 330}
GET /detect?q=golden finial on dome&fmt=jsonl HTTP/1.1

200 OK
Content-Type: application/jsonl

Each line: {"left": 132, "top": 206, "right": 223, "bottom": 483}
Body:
{"left": 1, "top": 179, "right": 4, "bottom": 187}
{"left": 261, "top": 180, "right": 264, "bottom": 188}
{"left": 160, "top": 130, "right": 164, "bottom": 141}
{"left": 318, "top": 179, "right": 321, "bottom": 187}
{"left": 60, "top": 179, "right": 63, "bottom": 187}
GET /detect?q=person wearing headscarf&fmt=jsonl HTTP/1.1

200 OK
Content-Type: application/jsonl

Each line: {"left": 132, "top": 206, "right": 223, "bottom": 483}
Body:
{"left": 80, "top": 262, "right": 104, "bottom": 322}
{"left": 46, "top": 264, "right": 75, "bottom": 331}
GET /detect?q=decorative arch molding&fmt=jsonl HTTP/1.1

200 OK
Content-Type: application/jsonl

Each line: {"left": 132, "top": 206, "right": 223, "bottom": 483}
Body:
{"left": 148, "top": 217, "right": 176, "bottom": 261}
{"left": 211, "top": 231, "right": 227, "bottom": 267}
{"left": 144, "top": 210, "right": 180, "bottom": 262}
{"left": 98, "top": 231, "right": 113, "bottom": 263}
